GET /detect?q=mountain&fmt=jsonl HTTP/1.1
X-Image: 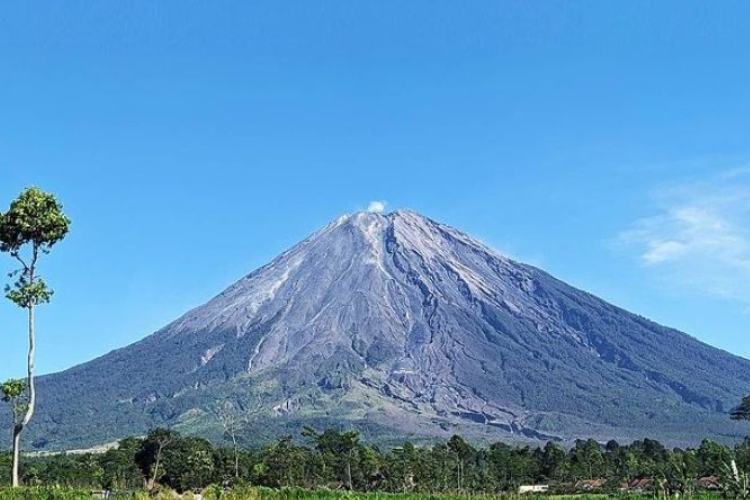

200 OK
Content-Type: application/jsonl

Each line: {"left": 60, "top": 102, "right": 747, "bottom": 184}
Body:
{"left": 12, "top": 210, "right": 750, "bottom": 450}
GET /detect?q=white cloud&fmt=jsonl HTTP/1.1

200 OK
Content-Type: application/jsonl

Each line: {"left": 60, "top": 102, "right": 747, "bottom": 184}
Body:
{"left": 616, "top": 170, "right": 750, "bottom": 304}
{"left": 642, "top": 240, "right": 688, "bottom": 264}
{"left": 366, "top": 200, "right": 387, "bottom": 214}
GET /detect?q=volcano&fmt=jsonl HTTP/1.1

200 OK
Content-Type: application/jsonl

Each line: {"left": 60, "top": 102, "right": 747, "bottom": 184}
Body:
{"left": 21, "top": 210, "right": 750, "bottom": 449}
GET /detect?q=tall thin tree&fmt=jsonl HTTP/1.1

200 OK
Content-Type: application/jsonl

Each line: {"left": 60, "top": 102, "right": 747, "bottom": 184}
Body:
{"left": 211, "top": 401, "right": 248, "bottom": 479}
{"left": 0, "top": 187, "right": 70, "bottom": 487}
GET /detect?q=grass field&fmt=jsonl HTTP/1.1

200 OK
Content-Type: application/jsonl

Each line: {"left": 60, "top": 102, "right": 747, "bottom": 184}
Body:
{"left": 0, "top": 487, "right": 728, "bottom": 500}
{"left": 252, "top": 489, "right": 723, "bottom": 500}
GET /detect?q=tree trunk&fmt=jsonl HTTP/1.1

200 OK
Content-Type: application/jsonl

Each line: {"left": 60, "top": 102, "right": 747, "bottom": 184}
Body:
{"left": 11, "top": 425, "right": 21, "bottom": 487}
{"left": 234, "top": 445, "right": 240, "bottom": 479}
{"left": 346, "top": 454, "right": 353, "bottom": 490}
{"left": 232, "top": 433, "right": 239, "bottom": 478}
{"left": 732, "top": 459, "right": 741, "bottom": 482}
{"left": 11, "top": 304, "right": 36, "bottom": 488}
{"left": 149, "top": 444, "right": 164, "bottom": 490}
{"left": 23, "top": 304, "right": 37, "bottom": 430}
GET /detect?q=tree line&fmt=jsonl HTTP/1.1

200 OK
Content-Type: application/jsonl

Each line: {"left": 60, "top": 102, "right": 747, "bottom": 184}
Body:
{"left": 1, "top": 428, "right": 750, "bottom": 495}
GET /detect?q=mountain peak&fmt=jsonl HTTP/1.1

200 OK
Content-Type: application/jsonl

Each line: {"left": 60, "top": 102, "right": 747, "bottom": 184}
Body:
{"left": 321, "top": 208, "right": 439, "bottom": 253}
{"left": 336, "top": 207, "right": 427, "bottom": 222}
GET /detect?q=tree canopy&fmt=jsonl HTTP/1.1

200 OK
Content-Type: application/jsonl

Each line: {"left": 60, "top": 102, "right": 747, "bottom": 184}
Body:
{"left": 0, "top": 187, "right": 70, "bottom": 308}
{"left": 2, "top": 428, "right": 749, "bottom": 495}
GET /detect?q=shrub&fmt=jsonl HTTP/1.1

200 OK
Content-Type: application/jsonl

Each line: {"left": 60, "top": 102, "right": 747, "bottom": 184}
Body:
{"left": 0, "top": 487, "right": 91, "bottom": 500}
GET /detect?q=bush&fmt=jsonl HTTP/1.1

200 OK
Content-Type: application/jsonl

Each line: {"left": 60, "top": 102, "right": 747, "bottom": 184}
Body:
{"left": 0, "top": 487, "right": 92, "bottom": 500}
{"left": 150, "top": 486, "right": 179, "bottom": 500}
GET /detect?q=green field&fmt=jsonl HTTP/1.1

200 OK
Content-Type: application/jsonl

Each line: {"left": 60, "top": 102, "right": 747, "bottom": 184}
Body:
{"left": 0, "top": 487, "right": 729, "bottom": 500}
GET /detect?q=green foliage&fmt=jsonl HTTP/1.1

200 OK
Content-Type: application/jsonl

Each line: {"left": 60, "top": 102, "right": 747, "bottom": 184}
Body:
{"left": 162, "top": 437, "right": 216, "bottom": 492}
{"left": 0, "top": 187, "right": 70, "bottom": 308}
{"left": 721, "top": 461, "right": 750, "bottom": 500}
{"left": 0, "top": 187, "right": 70, "bottom": 254}
{"left": 698, "top": 440, "right": 735, "bottom": 478}
{"left": 0, "top": 455, "right": 10, "bottom": 486}
{"left": 151, "top": 485, "right": 179, "bottom": 500}
{"left": 738, "top": 439, "right": 750, "bottom": 473}
{"left": 1, "top": 428, "right": 749, "bottom": 495}
{"left": 5, "top": 279, "right": 53, "bottom": 309}
{"left": 1, "top": 379, "right": 29, "bottom": 425}
{"left": 0, "top": 487, "right": 91, "bottom": 500}
{"left": 302, "top": 429, "right": 369, "bottom": 489}
{"left": 568, "top": 439, "right": 606, "bottom": 480}
{"left": 1, "top": 380, "right": 27, "bottom": 401}
{"left": 0, "top": 487, "right": 732, "bottom": 500}
{"left": 98, "top": 437, "right": 143, "bottom": 490}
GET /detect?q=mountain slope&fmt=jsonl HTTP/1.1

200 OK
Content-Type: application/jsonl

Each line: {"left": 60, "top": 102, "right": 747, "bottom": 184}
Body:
{"left": 15, "top": 210, "right": 750, "bottom": 449}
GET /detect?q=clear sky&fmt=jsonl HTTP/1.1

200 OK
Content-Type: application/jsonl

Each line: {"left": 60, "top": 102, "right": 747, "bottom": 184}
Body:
{"left": 1, "top": 1, "right": 750, "bottom": 380}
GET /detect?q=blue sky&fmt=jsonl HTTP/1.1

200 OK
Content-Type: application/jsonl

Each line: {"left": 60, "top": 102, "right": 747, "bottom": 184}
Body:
{"left": 1, "top": 1, "right": 750, "bottom": 380}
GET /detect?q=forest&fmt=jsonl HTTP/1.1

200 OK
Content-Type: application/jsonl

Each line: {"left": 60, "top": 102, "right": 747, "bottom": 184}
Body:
{"left": 1, "top": 428, "right": 749, "bottom": 497}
